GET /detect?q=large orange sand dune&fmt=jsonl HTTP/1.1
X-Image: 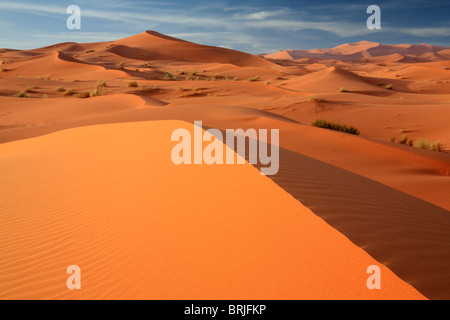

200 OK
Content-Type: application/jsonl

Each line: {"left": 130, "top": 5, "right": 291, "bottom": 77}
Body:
{"left": 0, "top": 121, "right": 425, "bottom": 299}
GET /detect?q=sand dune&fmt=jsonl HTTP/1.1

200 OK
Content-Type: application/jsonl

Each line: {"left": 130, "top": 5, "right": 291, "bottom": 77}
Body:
{"left": 284, "top": 66, "right": 383, "bottom": 93}
{"left": 0, "top": 50, "right": 126, "bottom": 81}
{"left": 264, "top": 41, "right": 450, "bottom": 62}
{"left": 0, "top": 31, "right": 449, "bottom": 300}
{"left": 109, "top": 31, "right": 275, "bottom": 67}
{"left": 0, "top": 120, "right": 425, "bottom": 299}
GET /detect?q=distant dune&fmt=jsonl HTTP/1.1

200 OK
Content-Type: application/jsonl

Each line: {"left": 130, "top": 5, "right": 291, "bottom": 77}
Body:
{"left": 263, "top": 40, "right": 450, "bottom": 62}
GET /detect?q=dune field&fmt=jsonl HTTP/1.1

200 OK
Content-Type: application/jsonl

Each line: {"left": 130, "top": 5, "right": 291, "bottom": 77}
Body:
{"left": 0, "top": 31, "right": 449, "bottom": 299}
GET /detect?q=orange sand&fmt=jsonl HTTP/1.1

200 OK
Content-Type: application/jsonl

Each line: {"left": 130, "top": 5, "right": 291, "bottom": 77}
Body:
{"left": 0, "top": 120, "right": 425, "bottom": 299}
{"left": 1, "top": 31, "right": 449, "bottom": 299}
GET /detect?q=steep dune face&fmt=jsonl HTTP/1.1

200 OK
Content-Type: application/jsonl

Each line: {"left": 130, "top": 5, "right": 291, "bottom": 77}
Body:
{"left": 110, "top": 31, "right": 275, "bottom": 67}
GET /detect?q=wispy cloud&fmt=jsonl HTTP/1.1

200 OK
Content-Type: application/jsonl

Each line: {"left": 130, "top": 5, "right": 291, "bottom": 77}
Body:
{"left": 0, "top": 0, "right": 448, "bottom": 52}
{"left": 397, "top": 27, "right": 450, "bottom": 37}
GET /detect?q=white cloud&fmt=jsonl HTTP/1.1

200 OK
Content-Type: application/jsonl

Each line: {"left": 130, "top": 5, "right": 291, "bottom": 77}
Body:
{"left": 396, "top": 27, "right": 450, "bottom": 37}
{"left": 1, "top": 1, "right": 449, "bottom": 52}
{"left": 244, "top": 19, "right": 369, "bottom": 37}
{"left": 236, "top": 10, "right": 288, "bottom": 20}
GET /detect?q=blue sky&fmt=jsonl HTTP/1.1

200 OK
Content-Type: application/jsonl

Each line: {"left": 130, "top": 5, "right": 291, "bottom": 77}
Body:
{"left": 1, "top": 0, "right": 449, "bottom": 53}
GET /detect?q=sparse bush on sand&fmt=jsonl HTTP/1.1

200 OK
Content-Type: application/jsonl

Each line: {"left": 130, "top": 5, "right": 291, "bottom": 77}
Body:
{"left": 75, "top": 91, "right": 91, "bottom": 98}
{"left": 413, "top": 139, "right": 443, "bottom": 152}
{"left": 64, "top": 89, "right": 77, "bottom": 96}
{"left": 97, "top": 80, "right": 107, "bottom": 88}
{"left": 164, "top": 72, "right": 175, "bottom": 80}
{"left": 56, "top": 86, "right": 66, "bottom": 92}
{"left": 128, "top": 80, "right": 138, "bottom": 87}
{"left": 37, "top": 75, "right": 51, "bottom": 80}
{"left": 306, "top": 96, "right": 324, "bottom": 102}
{"left": 312, "top": 119, "right": 360, "bottom": 135}
{"left": 399, "top": 135, "right": 408, "bottom": 144}
{"left": 385, "top": 84, "right": 394, "bottom": 90}
{"left": 24, "top": 86, "right": 35, "bottom": 93}
{"left": 391, "top": 135, "right": 443, "bottom": 152}
{"left": 248, "top": 75, "right": 260, "bottom": 82}
{"left": 90, "top": 88, "right": 100, "bottom": 97}
{"left": 337, "top": 86, "right": 348, "bottom": 93}
{"left": 14, "top": 91, "right": 31, "bottom": 98}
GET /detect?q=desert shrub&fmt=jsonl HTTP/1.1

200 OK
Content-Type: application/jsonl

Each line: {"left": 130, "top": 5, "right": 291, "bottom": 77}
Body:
{"left": 337, "top": 86, "right": 348, "bottom": 93}
{"left": 37, "top": 74, "right": 50, "bottom": 80}
{"left": 97, "top": 80, "right": 107, "bottom": 88}
{"left": 85, "top": 49, "right": 95, "bottom": 53}
{"left": 385, "top": 84, "right": 393, "bottom": 90}
{"left": 306, "top": 96, "right": 324, "bottom": 102}
{"left": 399, "top": 135, "right": 408, "bottom": 144}
{"left": 248, "top": 75, "right": 260, "bottom": 82}
{"left": 76, "top": 91, "right": 91, "bottom": 98}
{"left": 14, "top": 91, "right": 31, "bottom": 98}
{"left": 188, "top": 88, "right": 198, "bottom": 96}
{"left": 131, "top": 85, "right": 159, "bottom": 94}
{"left": 390, "top": 136, "right": 396, "bottom": 143}
{"left": 312, "top": 119, "right": 360, "bottom": 135}
{"left": 90, "top": 88, "right": 100, "bottom": 97}
{"left": 63, "top": 89, "right": 77, "bottom": 96}
{"left": 119, "top": 62, "right": 125, "bottom": 69}
{"left": 24, "top": 86, "right": 35, "bottom": 93}
{"left": 431, "top": 141, "right": 443, "bottom": 152}
{"left": 164, "top": 72, "right": 175, "bottom": 80}
{"left": 414, "top": 139, "right": 443, "bottom": 152}
{"left": 56, "top": 86, "right": 66, "bottom": 92}
{"left": 128, "top": 80, "right": 138, "bottom": 87}
{"left": 264, "top": 81, "right": 270, "bottom": 85}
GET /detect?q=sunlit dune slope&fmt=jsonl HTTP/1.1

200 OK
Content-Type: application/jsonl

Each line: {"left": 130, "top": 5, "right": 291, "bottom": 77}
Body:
{"left": 0, "top": 120, "right": 425, "bottom": 300}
